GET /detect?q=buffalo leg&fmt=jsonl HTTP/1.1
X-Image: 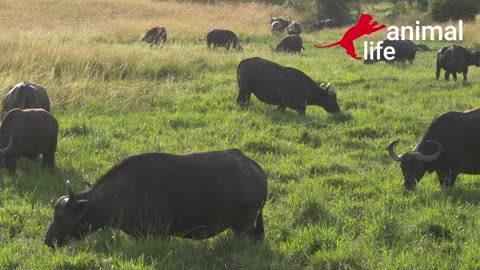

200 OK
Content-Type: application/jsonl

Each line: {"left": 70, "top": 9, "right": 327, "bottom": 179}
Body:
{"left": 435, "top": 56, "right": 441, "bottom": 80}
{"left": 232, "top": 209, "right": 264, "bottom": 241}
{"left": 236, "top": 93, "right": 251, "bottom": 107}
{"left": 447, "top": 170, "right": 459, "bottom": 188}
{"left": 42, "top": 152, "right": 55, "bottom": 170}
{"left": 436, "top": 170, "right": 458, "bottom": 188}
{"left": 436, "top": 170, "right": 449, "bottom": 187}
{"left": 296, "top": 109, "right": 306, "bottom": 115}
{"left": 5, "top": 158, "right": 16, "bottom": 174}
{"left": 42, "top": 137, "right": 57, "bottom": 170}
{"left": 452, "top": 72, "right": 457, "bottom": 81}
{"left": 277, "top": 105, "right": 286, "bottom": 112}
{"left": 463, "top": 70, "right": 468, "bottom": 81}
{"left": 253, "top": 210, "right": 264, "bottom": 241}
{"left": 444, "top": 72, "right": 450, "bottom": 81}
{"left": 296, "top": 103, "right": 306, "bottom": 115}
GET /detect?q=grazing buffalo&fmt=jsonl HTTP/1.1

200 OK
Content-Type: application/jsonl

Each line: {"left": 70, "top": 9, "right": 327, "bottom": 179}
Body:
{"left": 206, "top": 29, "right": 242, "bottom": 51}
{"left": 388, "top": 108, "right": 480, "bottom": 190}
{"left": 270, "top": 17, "right": 291, "bottom": 30}
{"left": 272, "top": 35, "right": 304, "bottom": 54}
{"left": 2, "top": 81, "right": 50, "bottom": 118}
{"left": 364, "top": 39, "right": 416, "bottom": 64}
{"left": 0, "top": 109, "right": 58, "bottom": 174}
{"left": 237, "top": 57, "right": 340, "bottom": 115}
{"left": 416, "top": 44, "right": 432, "bottom": 52}
{"left": 44, "top": 149, "right": 267, "bottom": 247}
{"left": 436, "top": 45, "right": 480, "bottom": 81}
{"left": 270, "top": 21, "right": 284, "bottom": 35}
{"left": 141, "top": 26, "right": 167, "bottom": 47}
{"left": 286, "top": 21, "right": 302, "bottom": 35}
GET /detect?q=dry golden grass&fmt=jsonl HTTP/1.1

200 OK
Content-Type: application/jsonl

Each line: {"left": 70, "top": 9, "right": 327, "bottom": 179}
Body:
{"left": 0, "top": 0, "right": 478, "bottom": 109}
{"left": 0, "top": 0, "right": 300, "bottom": 39}
{"left": 0, "top": 0, "right": 302, "bottom": 109}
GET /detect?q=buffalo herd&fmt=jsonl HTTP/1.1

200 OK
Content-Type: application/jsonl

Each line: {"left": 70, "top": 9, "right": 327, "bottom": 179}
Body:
{"left": 1, "top": 14, "right": 479, "bottom": 249}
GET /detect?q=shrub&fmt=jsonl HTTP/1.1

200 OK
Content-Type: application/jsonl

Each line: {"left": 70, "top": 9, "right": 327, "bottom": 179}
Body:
{"left": 430, "top": 0, "right": 479, "bottom": 22}
{"left": 315, "top": 0, "right": 359, "bottom": 21}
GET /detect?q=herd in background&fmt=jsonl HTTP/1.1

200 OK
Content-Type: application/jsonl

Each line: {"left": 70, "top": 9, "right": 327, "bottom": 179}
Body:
{"left": 140, "top": 18, "right": 480, "bottom": 83}
{"left": 1, "top": 14, "right": 480, "bottom": 248}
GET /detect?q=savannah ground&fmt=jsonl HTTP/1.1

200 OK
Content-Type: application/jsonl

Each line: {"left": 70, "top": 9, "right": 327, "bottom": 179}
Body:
{"left": 1, "top": 0, "right": 480, "bottom": 269}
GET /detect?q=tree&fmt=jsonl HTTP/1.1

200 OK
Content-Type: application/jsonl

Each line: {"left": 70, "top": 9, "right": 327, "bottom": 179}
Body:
{"left": 430, "top": 0, "right": 479, "bottom": 22}
{"left": 315, "top": 0, "right": 359, "bottom": 21}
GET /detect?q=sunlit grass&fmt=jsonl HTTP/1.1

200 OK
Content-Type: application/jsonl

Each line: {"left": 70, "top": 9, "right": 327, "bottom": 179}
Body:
{"left": 1, "top": 0, "right": 480, "bottom": 269}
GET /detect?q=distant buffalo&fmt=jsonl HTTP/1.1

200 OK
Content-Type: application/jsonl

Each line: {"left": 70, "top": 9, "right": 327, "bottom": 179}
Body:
{"left": 436, "top": 45, "right": 480, "bottom": 81}
{"left": 237, "top": 57, "right": 340, "bottom": 115}
{"left": 2, "top": 81, "right": 50, "bottom": 118}
{"left": 270, "top": 17, "right": 291, "bottom": 31}
{"left": 206, "top": 29, "right": 243, "bottom": 51}
{"left": 272, "top": 35, "right": 304, "bottom": 54}
{"left": 388, "top": 108, "right": 480, "bottom": 189}
{"left": 141, "top": 26, "right": 167, "bottom": 47}
{"left": 416, "top": 44, "right": 432, "bottom": 52}
{"left": 364, "top": 39, "right": 416, "bottom": 64}
{"left": 270, "top": 21, "right": 284, "bottom": 35}
{"left": 45, "top": 149, "right": 267, "bottom": 247}
{"left": 286, "top": 21, "right": 302, "bottom": 35}
{"left": 0, "top": 109, "right": 58, "bottom": 174}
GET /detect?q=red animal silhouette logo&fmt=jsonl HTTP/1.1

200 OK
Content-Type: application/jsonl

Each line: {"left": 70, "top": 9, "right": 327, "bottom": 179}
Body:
{"left": 315, "top": 14, "right": 386, "bottom": 60}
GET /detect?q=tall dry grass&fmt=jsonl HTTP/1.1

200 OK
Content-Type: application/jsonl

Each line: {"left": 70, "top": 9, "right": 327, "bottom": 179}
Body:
{"left": 0, "top": 0, "right": 299, "bottom": 38}
{"left": 0, "top": 0, "right": 300, "bottom": 109}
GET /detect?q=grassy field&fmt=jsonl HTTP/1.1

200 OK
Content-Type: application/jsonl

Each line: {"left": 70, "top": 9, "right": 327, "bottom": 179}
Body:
{"left": 1, "top": 0, "right": 480, "bottom": 269}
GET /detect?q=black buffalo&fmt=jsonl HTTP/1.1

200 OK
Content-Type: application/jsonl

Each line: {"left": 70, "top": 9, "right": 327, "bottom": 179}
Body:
{"left": 436, "top": 45, "right": 480, "bottom": 81}
{"left": 2, "top": 81, "right": 50, "bottom": 118}
{"left": 364, "top": 39, "right": 416, "bottom": 64}
{"left": 141, "top": 26, "right": 167, "bottom": 47}
{"left": 286, "top": 21, "right": 302, "bottom": 35}
{"left": 388, "top": 108, "right": 480, "bottom": 190}
{"left": 44, "top": 149, "right": 267, "bottom": 247}
{"left": 270, "top": 21, "right": 284, "bottom": 35}
{"left": 237, "top": 57, "right": 340, "bottom": 115}
{"left": 206, "top": 29, "right": 242, "bottom": 51}
{"left": 272, "top": 35, "right": 304, "bottom": 54}
{"left": 270, "top": 17, "right": 291, "bottom": 30}
{"left": 416, "top": 44, "right": 432, "bottom": 52}
{"left": 0, "top": 108, "right": 58, "bottom": 173}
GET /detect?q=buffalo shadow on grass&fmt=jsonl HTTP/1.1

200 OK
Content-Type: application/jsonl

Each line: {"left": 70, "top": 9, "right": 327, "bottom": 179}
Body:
{"left": 73, "top": 229, "right": 286, "bottom": 269}
{"left": 432, "top": 185, "right": 480, "bottom": 205}
{"left": 0, "top": 164, "right": 86, "bottom": 205}
{"left": 261, "top": 108, "right": 352, "bottom": 128}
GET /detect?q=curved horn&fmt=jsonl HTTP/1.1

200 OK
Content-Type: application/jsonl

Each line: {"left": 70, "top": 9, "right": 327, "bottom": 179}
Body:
{"left": 67, "top": 180, "right": 74, "bottom": 198}
{"left": 319, "top": 83, "right": 330, "bottom": 92}
{"left": 0, "top": 136, "right": 14, "bottom": 156}
{"left": 388, "top": 140, "right": 402, "bottom": 161}
{"left": 415, "top": 140, "right": 444, "bottom": 162}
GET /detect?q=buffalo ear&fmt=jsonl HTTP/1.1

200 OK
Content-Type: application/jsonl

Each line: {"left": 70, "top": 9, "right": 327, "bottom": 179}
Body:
{"left": 70, "top": 200, "right": 89, "bottom": 219}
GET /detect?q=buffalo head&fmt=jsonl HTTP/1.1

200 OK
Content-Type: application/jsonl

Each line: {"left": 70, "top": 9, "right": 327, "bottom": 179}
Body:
{"left": 470, "top": 51, "right": 480, "bottom": 66}
{"left": 312, "top": 83, "right": 340, "bottom": 113}
{"left": 388, "top": 140, "right": 444, "bottom": 190}
{"left": 44, "top": 181, "right": 90, "bottom": 248}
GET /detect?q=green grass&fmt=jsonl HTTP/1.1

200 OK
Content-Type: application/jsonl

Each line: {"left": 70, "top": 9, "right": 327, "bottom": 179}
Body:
{"left": 2, "top": 1, "right": 480, "bottom": 269}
